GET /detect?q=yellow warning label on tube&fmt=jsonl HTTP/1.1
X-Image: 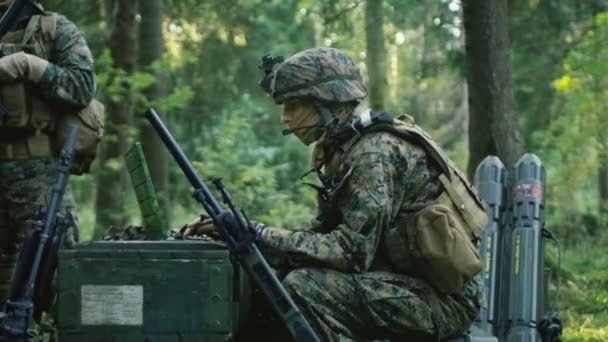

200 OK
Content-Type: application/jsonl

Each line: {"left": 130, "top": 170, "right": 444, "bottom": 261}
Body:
{"left": 514, "top": 234, "right": 521, "bottom": 275}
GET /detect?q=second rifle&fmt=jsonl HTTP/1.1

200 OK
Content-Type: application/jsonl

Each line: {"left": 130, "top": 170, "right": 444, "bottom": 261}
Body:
{"left": 145, "top": 108, "right": 320, "bottom": 342}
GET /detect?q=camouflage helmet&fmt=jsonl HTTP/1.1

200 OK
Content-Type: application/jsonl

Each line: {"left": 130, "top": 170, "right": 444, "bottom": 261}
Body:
{"left": 271, "top": 47, "right": 367, "bottom": 104}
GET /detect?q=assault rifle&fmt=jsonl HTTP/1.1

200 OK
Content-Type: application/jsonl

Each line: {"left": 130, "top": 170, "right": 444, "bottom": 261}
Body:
{"left": 145, "top": 108, "right": 320, "bottom": 342}
{"left": 0, "top": 0, "right": 29, "bottom": 40}
{"left": 0, "top": 125, "right": 79, "bottom": 341}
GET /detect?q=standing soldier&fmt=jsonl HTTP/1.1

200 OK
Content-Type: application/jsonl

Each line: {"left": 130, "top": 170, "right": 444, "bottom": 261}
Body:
{"left": 0, "top": 0, "right": 96, "bottom": 303}
{"left": 257, "top": 47, "right": 487, "bottom": 341}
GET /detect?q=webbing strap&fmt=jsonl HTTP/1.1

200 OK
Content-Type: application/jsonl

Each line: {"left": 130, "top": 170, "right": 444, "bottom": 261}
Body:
{"left": 337, "top": 112, "right": 486, "bottom": 235}
{"left": 20, "top": 14, "right": 39, "bottom": 44}
{"left": 20, "top": 12, "right": 56, "bottom": 49}
{"left": 438, "top": 173, "right": 479, "bottom": 239}
{"left": 39, "top": 12, "right": 57, "bottom": 41}
{"left": 360, "top": 121, "right": 454, "bottom": 181}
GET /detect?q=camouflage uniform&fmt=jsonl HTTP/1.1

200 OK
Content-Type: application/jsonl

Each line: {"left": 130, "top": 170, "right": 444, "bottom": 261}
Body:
{"left": 260, "top": 48, "right": 482, "bottom": 341}
{"left": 0, "top": 1, "right": 95, "bottom": 302}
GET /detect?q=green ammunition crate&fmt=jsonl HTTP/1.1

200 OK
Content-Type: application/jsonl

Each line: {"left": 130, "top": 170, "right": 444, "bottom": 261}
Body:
{"left": 56, "top": 241, "right": 250, "bottom": 342}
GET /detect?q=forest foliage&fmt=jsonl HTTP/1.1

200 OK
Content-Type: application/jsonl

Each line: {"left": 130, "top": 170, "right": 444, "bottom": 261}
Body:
{"left": 39, "top": 0, "right": 608, "bottom": 340}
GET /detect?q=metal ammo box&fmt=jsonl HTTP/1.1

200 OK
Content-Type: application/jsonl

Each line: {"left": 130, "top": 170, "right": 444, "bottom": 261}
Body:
{"left": 56, "top": 240, "right": 250, "bottom": 341}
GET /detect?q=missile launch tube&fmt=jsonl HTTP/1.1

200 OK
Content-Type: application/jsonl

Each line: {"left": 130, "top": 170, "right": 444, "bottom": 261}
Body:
{"left": 506, "top": 153, "right": 546, "bottom": 342}
{"left": 474, "top": 156, "right": 508, "bottom": 337}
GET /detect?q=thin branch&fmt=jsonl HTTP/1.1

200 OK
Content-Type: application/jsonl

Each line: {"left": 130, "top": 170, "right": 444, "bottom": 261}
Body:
{"left": 323, "top": 0, "right": 363, "bottom": 25}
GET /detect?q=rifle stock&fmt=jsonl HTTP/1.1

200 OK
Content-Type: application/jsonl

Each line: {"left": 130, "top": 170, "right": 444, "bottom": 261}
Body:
{"left": 0, "top": 125, "right": 79, "bottom": 341}
{"left": 145, "top": 108, "right": 321, "bottom": 342}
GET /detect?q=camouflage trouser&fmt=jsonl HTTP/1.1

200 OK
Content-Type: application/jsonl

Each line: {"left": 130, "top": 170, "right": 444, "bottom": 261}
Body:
{"left": 0, "top": 157, "right": 79, "bottom": 304}
{"left": 282, "top": 268, "right": 482, "bottom": 342}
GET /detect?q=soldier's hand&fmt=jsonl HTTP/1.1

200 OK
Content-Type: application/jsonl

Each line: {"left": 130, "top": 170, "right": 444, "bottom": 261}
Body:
{"left": 0, "top": 52, "right": 49, "bottom": 83}
{"left": 180, "top": 215, "right": 220, "bottom": 239}
{"left": 179, "top": 214, "right": 265, "bottom": 242}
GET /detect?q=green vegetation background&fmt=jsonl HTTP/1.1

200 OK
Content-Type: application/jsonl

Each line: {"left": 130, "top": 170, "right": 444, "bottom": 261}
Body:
{"left": 44, "top": 0, "right": 608, "bottom": 340}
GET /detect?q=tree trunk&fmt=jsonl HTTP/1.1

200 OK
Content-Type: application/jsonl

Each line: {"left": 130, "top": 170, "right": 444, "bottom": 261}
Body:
{"left": 463, "top": 0, "right": 525, "bottom": 178}
{"left": 598, "top": 145, "right": 608, "bottom": 227}
{"left": 365, "top": 0, "right": 387, "bottom": 112}
{"left": 138, "top": 0, "right": 171, "bottom": 225}
{"left": 94, "top": 0, "right": 138, "bottom": 238}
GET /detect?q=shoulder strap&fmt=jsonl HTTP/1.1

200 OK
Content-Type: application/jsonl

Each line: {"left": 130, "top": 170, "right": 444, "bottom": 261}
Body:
{"left": 21, "top": 12, "right": 56, "bottom": 44}
{"left": 39, "top": 12, "right": 57, "bottom": 41}
{"left": 381, "top": 117, "right": 485, "bottom": 208}
{"left": 20, "top": 14, "right": 39, "bottom": 45}
{"left": 342, "top": 119, "right": 452, "bottom": 181}
{"left": 342, "top": 111, "right": 486, "bottom": 214}
{"left": 385, "top": 117, "right": 454, "bottom": 179}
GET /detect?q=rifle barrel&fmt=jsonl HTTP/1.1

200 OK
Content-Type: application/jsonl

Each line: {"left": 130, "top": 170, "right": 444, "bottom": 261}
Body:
{"left": 144, "top": 109, "right": 222, "bottom": 216}
{"left": 24, "top": 125, "right": 79, "bottom": 299}
{"left": 1, "top": 125, "right": 79, "bottom": 339}
{"left": 0, "top": 0, "right": 29, "bottom": 40}
{"left": 145, "top": 108, "right": 321, "bottom": 342}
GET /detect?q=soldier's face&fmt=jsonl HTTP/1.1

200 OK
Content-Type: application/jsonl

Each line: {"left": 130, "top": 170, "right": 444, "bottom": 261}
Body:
{"left": 281, "top": 98, "right": 322, "bottom": 145}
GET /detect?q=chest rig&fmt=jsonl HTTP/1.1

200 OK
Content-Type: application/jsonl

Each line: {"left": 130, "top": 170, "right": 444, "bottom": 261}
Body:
{"left": 0, "top": 11, "right": 57, "bottom": 161}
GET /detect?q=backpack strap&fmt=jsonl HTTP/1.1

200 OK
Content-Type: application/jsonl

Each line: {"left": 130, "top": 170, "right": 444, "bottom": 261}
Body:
{"left": 338, "top": 111, "right": 454, "bottom": 180}
{"left": 39, "top": 12, "right": 57, "bottom": 41}
{"left": 16, "top": 12, "right": 56, "bottom": 60}
{"left": 20, "top": 14, "right": 39, "bottom": 45}
{"left": 389, "top": 116, "right": 454, "bottom": 180}
{"left": 338, "top": 111, "right": 488, "bottom": 239}
{"left": 438, "top": 174, "right": 483, "bottom": 240}
{"left": 20, "top": 12, "right": 56, "bottom": 46}
{"left": 381, "top": 117, "right": 487, "bottom": 233}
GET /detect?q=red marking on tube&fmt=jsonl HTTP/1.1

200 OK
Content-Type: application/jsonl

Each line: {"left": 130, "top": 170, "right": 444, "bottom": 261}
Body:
{"left": 512, "top": 184, "right": 543, "bottom": 200}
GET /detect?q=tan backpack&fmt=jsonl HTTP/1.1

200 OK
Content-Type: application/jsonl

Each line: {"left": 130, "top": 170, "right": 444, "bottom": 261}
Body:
{"left": 346, "top": 113, "right": 488, "bottom": 294}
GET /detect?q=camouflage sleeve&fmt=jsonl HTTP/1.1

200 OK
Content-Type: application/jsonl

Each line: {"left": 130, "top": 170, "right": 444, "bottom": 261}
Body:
{"left": 261, "top": 133, "right": 401, "bottom": 272}
{"left": 37, "top": 14, "right": 95, "bottom": 107}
